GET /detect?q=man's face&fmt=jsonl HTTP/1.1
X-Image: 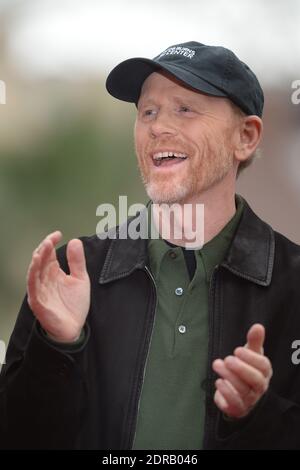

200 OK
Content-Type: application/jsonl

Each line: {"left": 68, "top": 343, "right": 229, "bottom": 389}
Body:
{"left": 134, "top": 71, "right": 240, "bottom": 204}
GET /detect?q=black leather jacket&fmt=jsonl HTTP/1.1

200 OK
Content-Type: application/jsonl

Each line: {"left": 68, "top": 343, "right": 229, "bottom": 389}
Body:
{"left": 1, "top": 196, "right": 300, "bottom": 450}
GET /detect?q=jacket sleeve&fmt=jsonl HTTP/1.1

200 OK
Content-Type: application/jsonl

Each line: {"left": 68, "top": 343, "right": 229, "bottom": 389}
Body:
{"left": 0, "top": 245, "right": 90, "bottom": 450}
{"left": 215, "top": 386, "right": 300, "bottom": 449}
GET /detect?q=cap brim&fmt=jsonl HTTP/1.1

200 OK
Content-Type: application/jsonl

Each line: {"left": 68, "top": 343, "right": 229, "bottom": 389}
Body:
{"left": 105, "top": 57, "right": 227, "bottom": 104}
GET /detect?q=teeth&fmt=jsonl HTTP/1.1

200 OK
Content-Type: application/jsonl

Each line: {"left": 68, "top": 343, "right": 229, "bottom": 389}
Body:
{"left": 153, "top": 151, "right": 188, "bottom": 160}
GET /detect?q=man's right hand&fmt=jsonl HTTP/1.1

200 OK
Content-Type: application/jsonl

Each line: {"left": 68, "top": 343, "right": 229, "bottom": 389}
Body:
{"left": 26, "top": 231, "right": 91, "bottom": 343}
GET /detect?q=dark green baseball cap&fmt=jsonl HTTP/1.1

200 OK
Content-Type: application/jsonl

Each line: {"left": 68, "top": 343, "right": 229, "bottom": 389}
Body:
{"left": 106, "top": 41, "right": 264, "bottom": 117}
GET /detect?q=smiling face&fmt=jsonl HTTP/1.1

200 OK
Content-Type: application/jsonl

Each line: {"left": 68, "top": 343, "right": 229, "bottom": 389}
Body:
{"left": 134, "top": 70, "right": 241, "bottom": 204}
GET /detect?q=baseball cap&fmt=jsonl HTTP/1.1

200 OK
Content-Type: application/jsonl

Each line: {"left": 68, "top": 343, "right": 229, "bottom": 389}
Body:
{"left": 106, "top": 41, "right": 264, "bottom": 117}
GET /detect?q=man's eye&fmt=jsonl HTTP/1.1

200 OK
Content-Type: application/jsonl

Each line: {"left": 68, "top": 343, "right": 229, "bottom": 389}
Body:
{"left": 143, "top": 109, "right": 156, "bottom": 117}
{"left": 179, "top": 106, "right": 191, "bottom": 113}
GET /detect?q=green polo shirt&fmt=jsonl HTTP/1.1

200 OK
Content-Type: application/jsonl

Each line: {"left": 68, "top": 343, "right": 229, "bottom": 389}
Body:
{"left": 132, "top": 195, "right": 244, "bottom": 450}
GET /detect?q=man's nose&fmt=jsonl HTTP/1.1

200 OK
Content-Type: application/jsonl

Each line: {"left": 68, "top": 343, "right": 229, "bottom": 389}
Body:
{"left": 149, "top": 110, "right": 177, "bottom": 138}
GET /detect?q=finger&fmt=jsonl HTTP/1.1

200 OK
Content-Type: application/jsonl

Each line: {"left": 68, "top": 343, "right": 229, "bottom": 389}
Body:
{"left": 215, "top": 379, "right": 245, "bottom": 417}
{"left": 39, "top": 238, "right": 61, "bottom": 283}
{"left": 34, "top": 231, "right": 62, "bottom": 253}
{"left": 224, "top": 355, "right": 267, "bottom": 395}
{"left": 214, "top": 388, "right": 229, "bottom": 413}
{"left": 246, "top": 323, "right": 265, "bottom": 354}
{"left": 213, "top": 359, "right": 250, "bottom": 396}
{"left": 27, "top": 252, "right": 42, "bottom": 311}
{"left": 28, "top": 231, "right": 62, "bottom": 296}
{"left": 67, "top": 239, "right": 88, "bottom": 280}
{"left": 34, "top": 231, "right": 63, "bottom": 281}
{"left": 234, "top": 347, "right": 272, "bottom": 378}
{"left": 48, "top": 230, "right": 62, "bottom": 245}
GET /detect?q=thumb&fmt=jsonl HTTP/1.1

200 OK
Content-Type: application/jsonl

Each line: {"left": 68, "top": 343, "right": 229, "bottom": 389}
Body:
{"left": 67, "top": 239, "right": 88, "bottom": 280}
{"left": 246, "top": 323, "right": 265, "bottom": 354}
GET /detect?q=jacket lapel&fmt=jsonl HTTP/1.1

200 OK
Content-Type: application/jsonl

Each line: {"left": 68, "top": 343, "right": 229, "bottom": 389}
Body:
{"left": 99, "top": 206, "right": 149, "bottom": 284}
{"left": 221, "top": 198, "right": 275, "bottom": 286}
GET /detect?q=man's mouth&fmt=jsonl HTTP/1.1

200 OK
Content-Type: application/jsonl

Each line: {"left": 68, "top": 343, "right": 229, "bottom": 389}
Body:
{"left": 152, "top": 151, "right": 188, "bottom": 168}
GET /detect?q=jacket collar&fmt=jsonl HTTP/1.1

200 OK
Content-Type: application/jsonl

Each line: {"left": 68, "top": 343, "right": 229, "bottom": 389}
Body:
{"left": 220, "top": 197, "right": 275, "bottom": 286}
{"left": 99, "top": 196, "right": 275, "bottom": 287}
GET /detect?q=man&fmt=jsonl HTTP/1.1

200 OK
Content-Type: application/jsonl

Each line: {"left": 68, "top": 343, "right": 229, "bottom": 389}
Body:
{"left": 1, "top": 41, "right": 300, "bottom": 450}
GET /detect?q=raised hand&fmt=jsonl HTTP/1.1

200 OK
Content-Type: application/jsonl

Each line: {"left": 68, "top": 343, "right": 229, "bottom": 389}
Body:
{"left": 212, "top": 324, "right": 273, "bottom": 418}
{"left": 26, "top": 231, "right": 91, "bottom": 343}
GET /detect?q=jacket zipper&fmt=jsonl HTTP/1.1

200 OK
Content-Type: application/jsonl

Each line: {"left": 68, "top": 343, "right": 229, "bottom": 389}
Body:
{"left": 128, "top": 264, "right": 158, "bottom": 449}
{"left": 203, "top": 264, "right": 220, "bottom": 449}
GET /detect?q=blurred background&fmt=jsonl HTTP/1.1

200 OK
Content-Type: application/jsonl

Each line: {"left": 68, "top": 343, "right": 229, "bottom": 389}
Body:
{"left": 0, "top": 0, "right": 299, "bottom": 346}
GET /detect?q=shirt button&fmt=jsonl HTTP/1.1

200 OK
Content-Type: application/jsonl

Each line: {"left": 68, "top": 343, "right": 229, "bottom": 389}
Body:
{"left": 169, "top": 251, "right": 177, "bottom": 259}
{"left": 178, "top": 325, "right": 186, "bottom": 334}
{"left": 175, "top": 287, "right": 184, "bottom": 296}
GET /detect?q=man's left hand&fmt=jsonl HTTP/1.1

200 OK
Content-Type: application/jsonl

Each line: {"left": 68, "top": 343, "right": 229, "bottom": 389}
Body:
{"left": 212, "top": 324, "right": 273, "bottom": 418}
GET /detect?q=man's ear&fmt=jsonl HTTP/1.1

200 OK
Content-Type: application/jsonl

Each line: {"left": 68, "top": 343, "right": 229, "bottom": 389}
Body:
{"left": 234, "top": 115, "right": 263, "bottom": 163}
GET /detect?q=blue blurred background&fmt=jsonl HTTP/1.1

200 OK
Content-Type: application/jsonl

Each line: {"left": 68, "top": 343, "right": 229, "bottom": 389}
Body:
{"left": 1, "top": 0, "right": 300, "bottom": 345}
